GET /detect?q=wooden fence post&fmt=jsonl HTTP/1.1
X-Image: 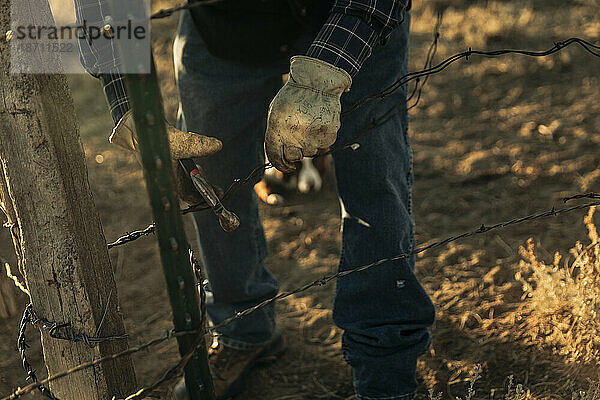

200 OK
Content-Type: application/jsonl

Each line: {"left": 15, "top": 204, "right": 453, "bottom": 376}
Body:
{"left": 0, "top": 0, "right": 137, "bottom": 398}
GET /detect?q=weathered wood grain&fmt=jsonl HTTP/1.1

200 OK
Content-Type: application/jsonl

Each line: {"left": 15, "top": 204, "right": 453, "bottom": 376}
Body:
{"left": 0, "top": 0, "right": 137, "bottom": 397}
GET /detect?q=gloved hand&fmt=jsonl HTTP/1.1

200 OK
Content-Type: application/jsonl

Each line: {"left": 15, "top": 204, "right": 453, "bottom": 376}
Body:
{"left": 110, "top": 109, "right": 222, "bottom": 204}
{"left": 265, "top": 56, "right": 352, "bottom": 172}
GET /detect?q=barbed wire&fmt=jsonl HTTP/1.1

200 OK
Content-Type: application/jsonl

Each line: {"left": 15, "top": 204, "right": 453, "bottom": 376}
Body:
{"left": 563, "top": 192, "right": 600, "bottom": 202}
{"left": 98, "top": 34, "right": 600, "bottom": 236}
{"left": 15, "top": 293, "right": 129, "bottom": 400}
{"left": 6, "top": 325, "right": 207, "bottom": 400}
{"left": 6, "top": 328, "right": 186, "bottom": 400}
{"left": 107, "top": 223, "right": 156, "bottom": 249}
{"left": 343, "top": 37, "right": 600, "bottom": 116}
{"left": 31, "top": 295, "right": 128, "bottom": 346}
{"left": 5, "top": 6, "right": 600, "bottom": 398}
{"left": 406, "top": 10, "right": 443, "bottom": 112}
{"left": 8, "top": 249, "right": 208, "bottom": 400}
{"left": 207, "top": 199, "right": 600, "bottom": 332}
{"left": 176, "top": 35, "right": 600, "bottom": 217}
{"left": 17, "top": 305, "right": 60, "bottom": 400}
{"left": 5, "top": 197, "right": 600, "bottom": 400}
{"left": 111, "top": 251, "right": 209, "bottom": 400}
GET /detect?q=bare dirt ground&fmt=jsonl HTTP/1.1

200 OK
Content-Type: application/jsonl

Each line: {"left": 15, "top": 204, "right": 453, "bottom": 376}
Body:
{"left": 2, "top": 0, "right": 600, "bottom": 398}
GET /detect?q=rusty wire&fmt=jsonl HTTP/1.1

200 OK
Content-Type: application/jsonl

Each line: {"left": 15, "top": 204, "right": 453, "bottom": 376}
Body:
{"left": 5, "top": 198, "right": 600, "bottom": 400}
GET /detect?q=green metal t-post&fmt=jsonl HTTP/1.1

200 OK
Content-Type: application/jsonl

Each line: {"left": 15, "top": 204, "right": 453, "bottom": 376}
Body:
{"left": 125, "top": 56, "right": 216, "bottom": 400}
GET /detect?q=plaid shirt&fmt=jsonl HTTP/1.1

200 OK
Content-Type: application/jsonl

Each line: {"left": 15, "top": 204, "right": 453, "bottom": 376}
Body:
{"left": 75, "top": 0, "right": 130, "bottom": 125}
{"left": 307, "top": 0, "right": 410, "bottom": 76}
{"left": 75, "top": 0, "right": 409, "bottom": 125}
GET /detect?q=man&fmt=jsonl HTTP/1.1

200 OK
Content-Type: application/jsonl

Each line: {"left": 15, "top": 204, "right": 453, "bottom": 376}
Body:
{"left": 76, "top": 1, "right": 435, "bottom": 399}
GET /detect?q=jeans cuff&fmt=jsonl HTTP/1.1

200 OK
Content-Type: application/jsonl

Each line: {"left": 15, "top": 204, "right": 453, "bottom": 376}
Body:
{"left": 217, "top": 330, "right": 278, "bottom": 351}
{"left": 357, "top": 392, "right": 414, "bottom": 400}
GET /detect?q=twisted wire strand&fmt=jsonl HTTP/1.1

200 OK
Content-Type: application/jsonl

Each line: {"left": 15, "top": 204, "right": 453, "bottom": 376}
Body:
{"left": 17, "top": 305, "right": 61, "bottom": 400}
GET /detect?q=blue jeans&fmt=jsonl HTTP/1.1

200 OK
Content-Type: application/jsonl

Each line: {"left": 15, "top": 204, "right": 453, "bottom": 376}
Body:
{"left": 174, "top": 10, "right": 434, "bottom": 399}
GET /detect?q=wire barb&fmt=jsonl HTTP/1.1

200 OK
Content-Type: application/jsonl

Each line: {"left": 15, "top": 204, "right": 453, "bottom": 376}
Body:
{"left": 27, "top": 304, "right": 129, "bottom": 347}
{"left": 107, "top": 223, "right": 156, "bottom": 249}
{"left": 563, "top": 192, "right": 600, "bottom": 203}
{"left": 17, "top": 305, "right": 61, "bottom": 400}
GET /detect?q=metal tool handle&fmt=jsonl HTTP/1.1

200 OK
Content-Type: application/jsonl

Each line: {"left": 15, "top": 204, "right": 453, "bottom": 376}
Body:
{"left": 179, "top": 159, "right": 240, "bottom": 232}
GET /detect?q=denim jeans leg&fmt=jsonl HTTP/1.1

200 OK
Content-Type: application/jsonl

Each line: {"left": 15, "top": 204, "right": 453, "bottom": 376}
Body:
{"left": 333, "top": 13, "right": 435, "bottom": 399}
{"left": 174, "top": 11, "right": 287, "bottom": 349}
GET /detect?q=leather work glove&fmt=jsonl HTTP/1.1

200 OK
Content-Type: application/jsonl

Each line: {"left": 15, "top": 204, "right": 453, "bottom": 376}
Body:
{"left": 110, "top": 109, "right": 222, "bottom": 204}
{"left": 265, "top": 56, "right": 352, "bottom": 172}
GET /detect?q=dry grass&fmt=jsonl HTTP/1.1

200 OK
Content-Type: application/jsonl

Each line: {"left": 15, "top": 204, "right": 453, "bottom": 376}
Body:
{"left": 514, "top": 206, "right": 600, "bottom": 389}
